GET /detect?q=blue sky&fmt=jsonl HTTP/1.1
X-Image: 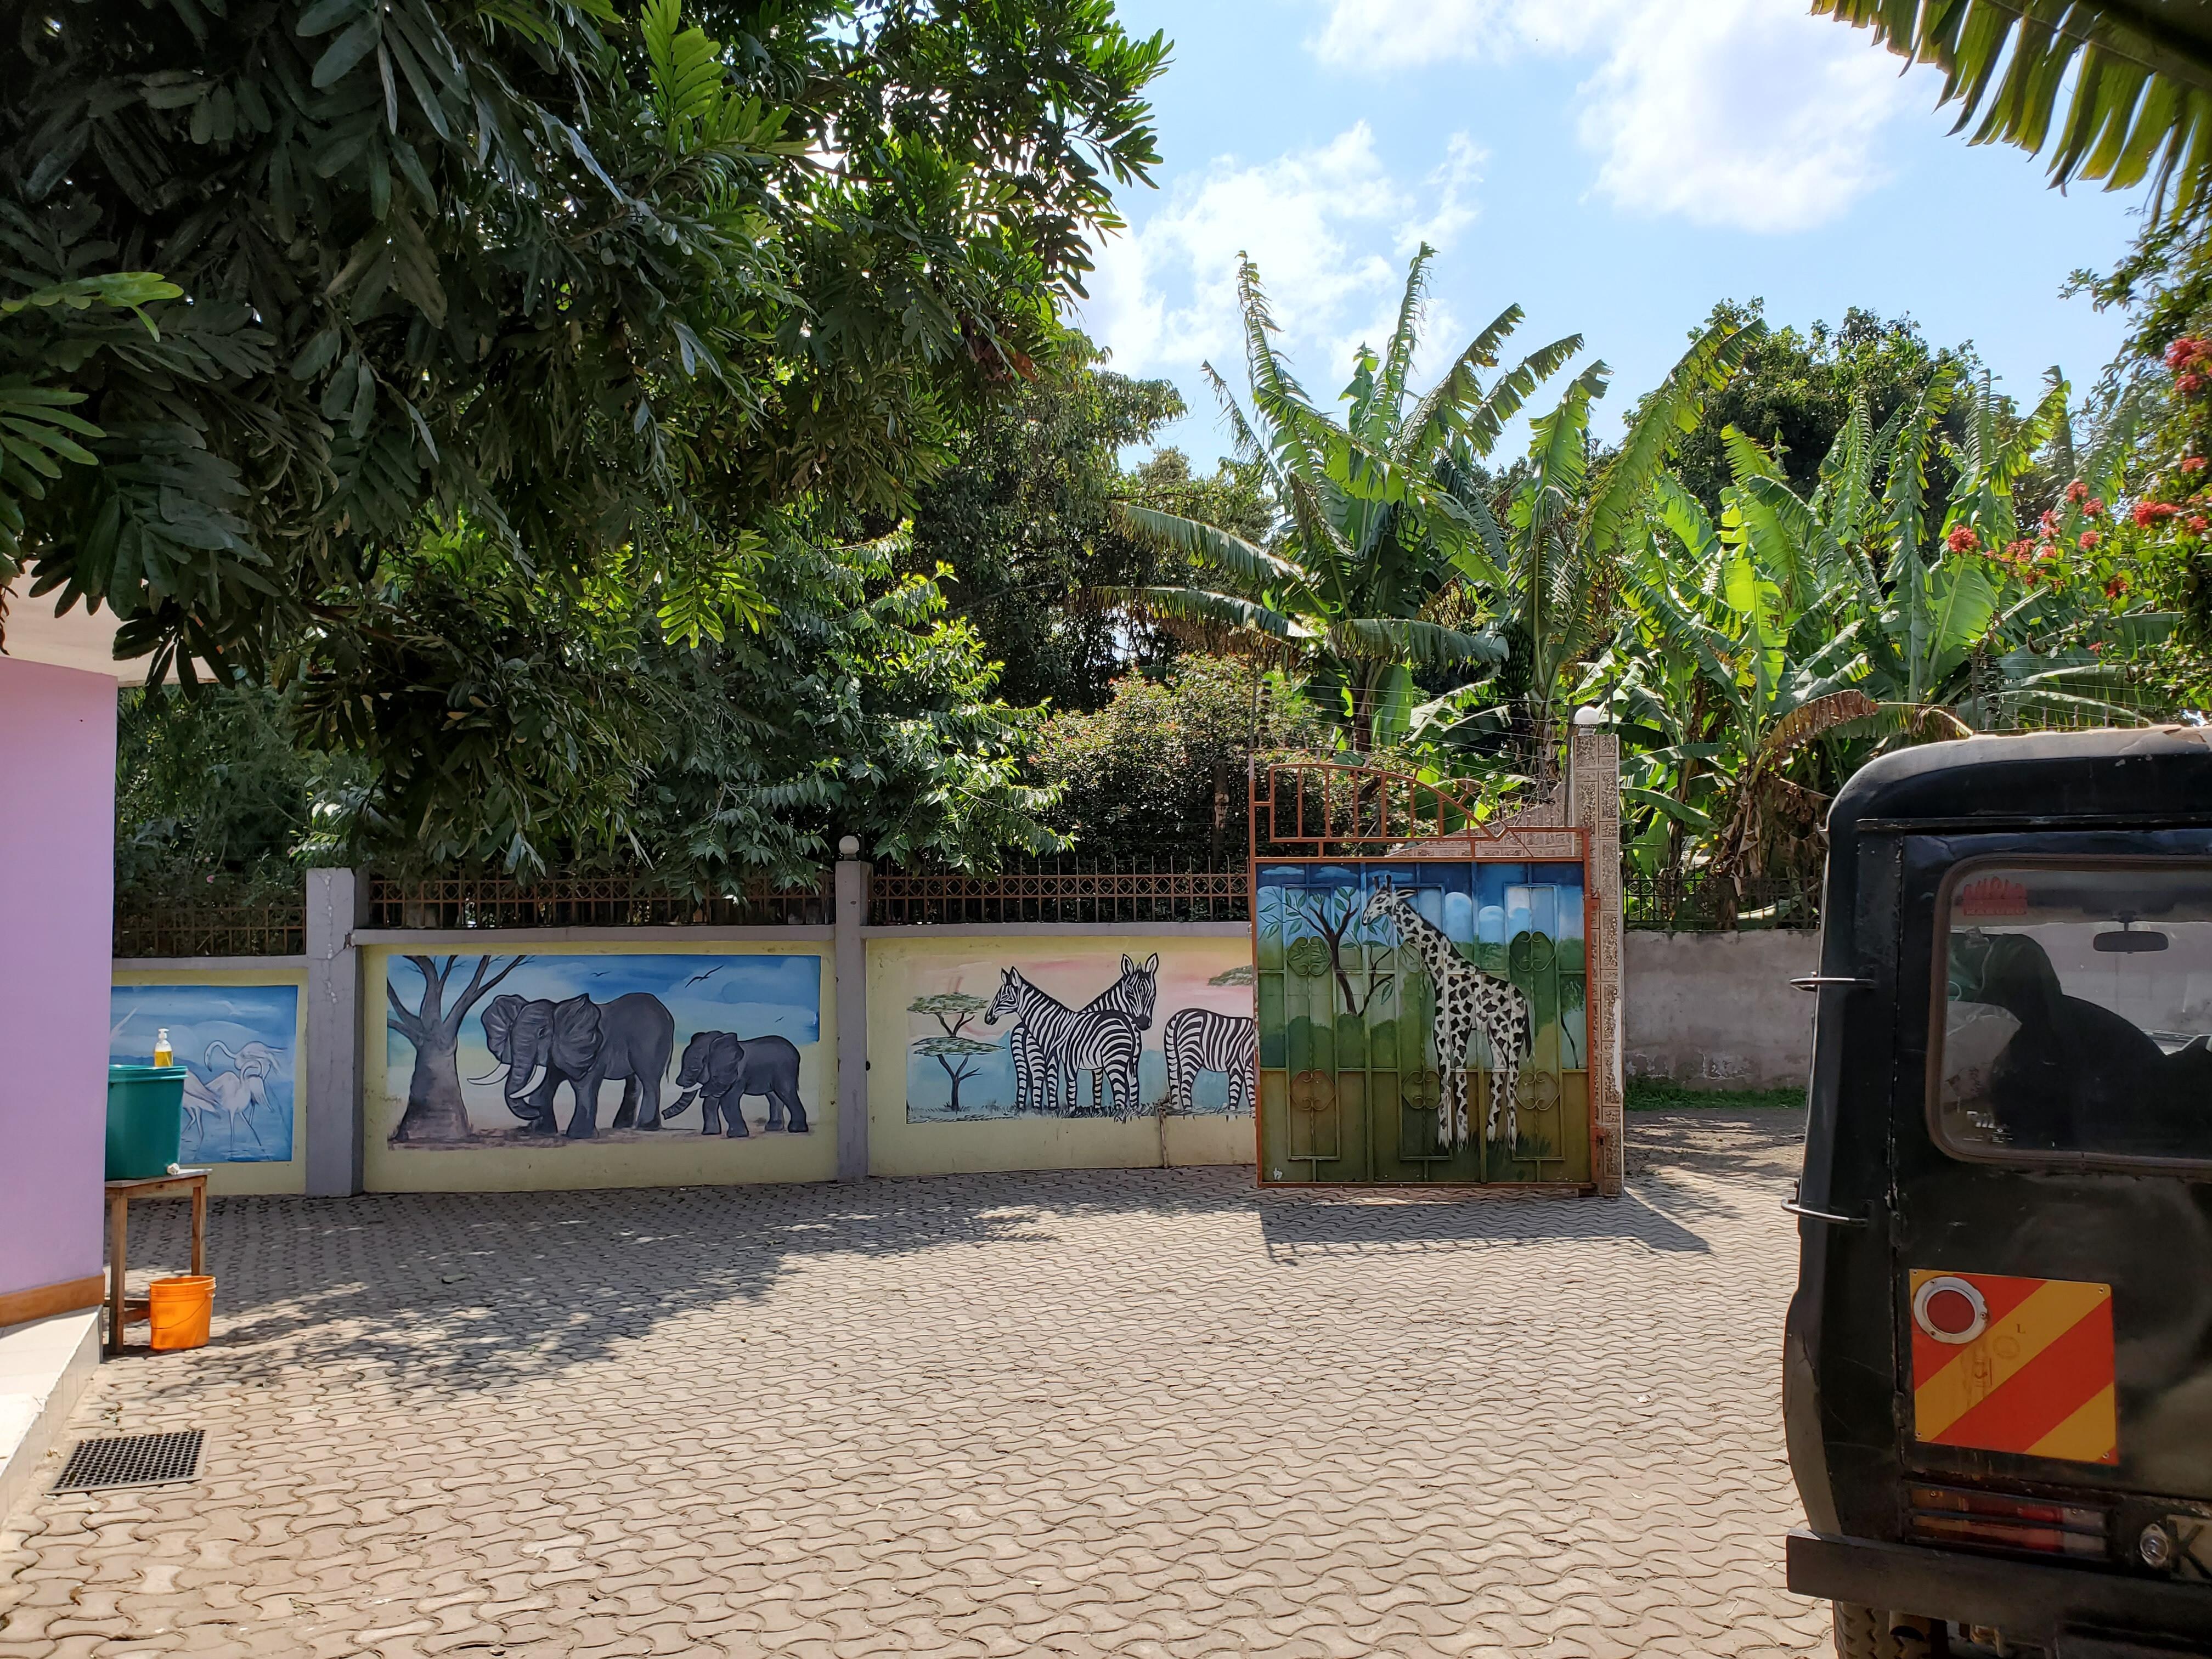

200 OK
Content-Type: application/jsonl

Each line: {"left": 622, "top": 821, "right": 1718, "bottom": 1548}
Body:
{"left": 1076, "top": 0, "right": 2147, "bottom": 466}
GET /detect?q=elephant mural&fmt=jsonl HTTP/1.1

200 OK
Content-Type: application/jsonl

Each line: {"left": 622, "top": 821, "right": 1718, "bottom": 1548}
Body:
{"left": 478, "top": 991, "right": 676, "bottom": 1139}
{"left": 668, "top": 1031, "right": 810, "bottom": 1136}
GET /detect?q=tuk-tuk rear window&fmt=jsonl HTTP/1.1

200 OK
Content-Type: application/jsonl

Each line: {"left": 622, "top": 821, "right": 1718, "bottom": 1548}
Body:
{"left": 1936, "top": 861, "right": 2212, "bottom": 1170}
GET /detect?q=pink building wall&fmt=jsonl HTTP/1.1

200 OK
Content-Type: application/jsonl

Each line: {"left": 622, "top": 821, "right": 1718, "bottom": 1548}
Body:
{"left": 0, "top": 656, "right": 116, "bottom": 1301}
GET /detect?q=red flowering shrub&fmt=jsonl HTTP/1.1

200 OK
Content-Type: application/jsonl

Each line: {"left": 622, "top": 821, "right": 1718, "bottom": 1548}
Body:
{"left": 2085, "top": 497, "right": 2106, "bottom": 517}
{"left": 2134, "top": 501, "right": 2182, "bottom": 527}
{"left": 2185, "top": 456, "right": 2208, "bottom": 475}
{"left": 2106, "top": 576, "right": 2130, "bottom": 599}
{"left": 1945, "top": 524, "right": 1980, "bottom": 554}
{"left": 2080, "top": 531, "right": 2102, "bottom": 550}
{"left": 2065, "top": 479, "right": 2089, "bottom": 504}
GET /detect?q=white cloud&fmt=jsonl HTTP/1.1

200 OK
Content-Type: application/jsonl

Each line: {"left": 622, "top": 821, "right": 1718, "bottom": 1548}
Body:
{"left": 1079, "top": 124, "right": 1484, "bottom": 397}
{"left": 1310, "top": 0, "right": 1623, "bottom": 69}
{"left": 1577, "top": 0, "right": 1908, "bottom": 230}
{"left": 1307, "top": 0, "right": 1914, "bottom": 232}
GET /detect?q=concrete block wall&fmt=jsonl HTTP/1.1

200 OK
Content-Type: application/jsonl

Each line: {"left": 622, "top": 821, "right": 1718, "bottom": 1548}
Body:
{"left": 1623, "top": 928, "right": 1820, "bottom": 1092}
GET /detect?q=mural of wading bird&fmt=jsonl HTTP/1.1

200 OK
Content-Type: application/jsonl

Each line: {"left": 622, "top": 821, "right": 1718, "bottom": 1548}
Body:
{"left": 183, "top": 1040, "right": 284, "bottom": 1153}
{"left": 989, "top": 955, "right": 1156, "bottom": 1116}
{"left": 1360, "top": 883, "right": 1533, "bottom": 1150}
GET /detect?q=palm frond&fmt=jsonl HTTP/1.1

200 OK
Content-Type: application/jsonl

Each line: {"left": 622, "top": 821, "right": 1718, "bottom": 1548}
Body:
{"left": 1813, "top": 0, "right": 2212, "bottom": 220}
{"left": 1585, "top": 317, "right": 1762, "bottom": 561}
{"left": 1112, "top": 503, "right": 1314, "bottom": 597}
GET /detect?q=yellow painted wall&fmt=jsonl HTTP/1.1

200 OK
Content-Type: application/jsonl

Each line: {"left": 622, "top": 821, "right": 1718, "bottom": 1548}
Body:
{"left": 111, "top": 965, "right": 309, "bottom": 1195}
{"left": 363, "top": 940, "right": 836, "bottom": 1192}
{"left": 867, "top": 934, "right": 1255, "bottom": 1177}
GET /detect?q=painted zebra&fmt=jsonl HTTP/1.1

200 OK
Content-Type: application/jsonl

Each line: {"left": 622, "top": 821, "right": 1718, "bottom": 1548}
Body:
{"left": 1005, "top": 953, "right": 1156, "bottom": 1114}
{"left": 1163, "top": 1008, "right": 1255, "bottom": 1116}
{"left": 987, "top": 959, "right": 1151, "bottom": 1117}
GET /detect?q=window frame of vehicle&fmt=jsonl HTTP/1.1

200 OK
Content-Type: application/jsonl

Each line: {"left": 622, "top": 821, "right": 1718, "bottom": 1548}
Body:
{"left": 1925, "top": 853, "right": 2212, "bottom": 1178}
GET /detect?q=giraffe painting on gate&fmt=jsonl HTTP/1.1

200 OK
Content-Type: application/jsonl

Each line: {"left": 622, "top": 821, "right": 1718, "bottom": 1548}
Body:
{"left": 1254, "top": 858, "right": 1589, "bottom": 1184}
{"left": 1361, "top": 882, "right": 1532, "bottom": 1150}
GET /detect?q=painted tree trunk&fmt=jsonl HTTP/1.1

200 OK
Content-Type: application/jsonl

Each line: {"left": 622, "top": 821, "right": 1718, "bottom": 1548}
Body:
{"left": 394, "top": 1025, "right": 470, "bottom": 1142}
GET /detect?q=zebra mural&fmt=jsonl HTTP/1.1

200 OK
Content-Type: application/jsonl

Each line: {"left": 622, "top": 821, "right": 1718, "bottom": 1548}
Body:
{"left": 896, "top": 943, "right": 1254, "bottom": 1124}
{"left": 985, "top": 958, "right": 1153, "bottom": 1117}
{"left": 1163, "top": 1008, "right": 1255, "bottom": 1116}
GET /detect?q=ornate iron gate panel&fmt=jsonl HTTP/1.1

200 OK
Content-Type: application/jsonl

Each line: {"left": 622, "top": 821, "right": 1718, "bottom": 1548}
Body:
{"left": 1250, "top": 762, "right": 1604, "bottom": 1189}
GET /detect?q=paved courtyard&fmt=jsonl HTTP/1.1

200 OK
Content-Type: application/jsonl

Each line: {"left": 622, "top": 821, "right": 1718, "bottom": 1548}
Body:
{"left": 0, "top": 1110, "right": 1825, "bottom": 1657}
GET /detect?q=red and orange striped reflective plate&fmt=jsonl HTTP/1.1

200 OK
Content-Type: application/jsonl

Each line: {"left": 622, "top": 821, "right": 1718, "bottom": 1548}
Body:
{"left": 1910, "top": 1269, "right": 2118, "bottom": 1466}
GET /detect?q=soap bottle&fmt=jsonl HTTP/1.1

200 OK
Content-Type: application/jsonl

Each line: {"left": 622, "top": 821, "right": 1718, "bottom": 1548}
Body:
{"left": 153, "top": 1028, "right": 173, "bottom": 1067}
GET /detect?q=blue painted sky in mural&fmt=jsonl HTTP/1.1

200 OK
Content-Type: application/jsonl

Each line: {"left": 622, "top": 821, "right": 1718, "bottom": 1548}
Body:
{"left": 111, "top": 983, "right": 298, "bottom": 1163}
{"left": 1258, "top": 861, "right": 1586, "bottom": 948}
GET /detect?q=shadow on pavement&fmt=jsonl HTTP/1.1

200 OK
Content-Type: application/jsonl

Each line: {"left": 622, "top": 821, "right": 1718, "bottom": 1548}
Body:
{"left": 106, "top": 1109, "right": 1805, "bottom": 1398}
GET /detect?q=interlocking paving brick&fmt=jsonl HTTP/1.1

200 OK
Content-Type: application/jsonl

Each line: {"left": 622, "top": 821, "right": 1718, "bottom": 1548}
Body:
{"left": 0, "top": 1110, "right": 1824, "bottom": 1655}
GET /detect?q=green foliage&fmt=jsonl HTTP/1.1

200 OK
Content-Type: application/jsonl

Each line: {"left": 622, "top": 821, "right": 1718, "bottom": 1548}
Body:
{"left": 909, "top": 339, "right": 1189, "bottom": 710}
{"left": 1114, "top": 245, "right": 1570, "bottom": 753}
{"left": 1, "top": 0, "right": 1165, "bottom": 692}
{"left": 1030, "top": 657, "right": 1321, "bottom": 865}
{"left": 1662, "top": 301, "right": 2008, "bottom": 516}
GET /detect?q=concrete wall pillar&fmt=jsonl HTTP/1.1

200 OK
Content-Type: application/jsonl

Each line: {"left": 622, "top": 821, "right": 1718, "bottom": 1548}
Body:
{"left": 834, "top": 857, "right": 869, "bottom": 1182}
{"left": 303, "top": 868, "right": 369, "bottom": 1197}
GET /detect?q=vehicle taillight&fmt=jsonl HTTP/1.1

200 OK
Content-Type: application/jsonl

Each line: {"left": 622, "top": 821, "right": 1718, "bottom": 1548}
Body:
{"left": 1906, "top": 1483, "right": 2109, "bottom": 1560}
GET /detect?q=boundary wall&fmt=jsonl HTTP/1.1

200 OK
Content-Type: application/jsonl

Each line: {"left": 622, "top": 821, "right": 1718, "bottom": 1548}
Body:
{"left": 112, "top": 874, "right": 1267, "bottom": 1194}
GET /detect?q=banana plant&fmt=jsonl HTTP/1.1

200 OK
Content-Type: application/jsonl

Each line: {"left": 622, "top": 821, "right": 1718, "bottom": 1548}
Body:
{"left": 1407, "top": 316, "right": 1763, "bottom": 785}
{"left": 1110, "top": 244, "right": 1579, "bottom": 752}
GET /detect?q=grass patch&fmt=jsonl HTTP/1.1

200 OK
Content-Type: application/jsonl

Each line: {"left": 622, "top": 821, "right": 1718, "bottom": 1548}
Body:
{"left": 1627, "top": 1078, "right": 1803, "bottom": 1112}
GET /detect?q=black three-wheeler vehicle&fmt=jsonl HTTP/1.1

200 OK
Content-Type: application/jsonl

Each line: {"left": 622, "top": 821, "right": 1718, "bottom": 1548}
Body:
{"left": 1787, "top": 729, "right": 2212, "bottom": 1657}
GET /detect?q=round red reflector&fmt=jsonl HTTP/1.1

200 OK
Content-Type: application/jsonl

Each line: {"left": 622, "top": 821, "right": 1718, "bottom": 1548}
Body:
{"left": 1913, "top": 1274, "right": 1990, "bottom": 1344}
{"left": 1925, "top": 1288, "right": 1978, "bottom": 1335}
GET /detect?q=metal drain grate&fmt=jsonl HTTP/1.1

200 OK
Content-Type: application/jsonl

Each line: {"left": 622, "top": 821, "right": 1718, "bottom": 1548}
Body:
{"left": 53, "top": 1430, "right": 203, "bottom": 1493}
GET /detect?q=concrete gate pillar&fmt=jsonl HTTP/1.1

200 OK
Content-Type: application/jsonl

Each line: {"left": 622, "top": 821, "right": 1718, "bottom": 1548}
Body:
{"left": 1570, "top": 725, "right": 1624, "bottom": 1197}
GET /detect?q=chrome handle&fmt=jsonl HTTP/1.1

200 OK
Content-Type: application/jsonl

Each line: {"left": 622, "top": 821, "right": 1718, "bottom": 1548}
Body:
{"left": 1791, "top": 974, "right": 1874, "bottom": 992}
{"left": 1783, "top": 1182, "right": 1868, "bottom": 1227}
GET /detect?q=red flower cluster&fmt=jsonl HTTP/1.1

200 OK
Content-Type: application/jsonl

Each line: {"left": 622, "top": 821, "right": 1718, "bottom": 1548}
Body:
{"left": 2105, "top": 576, "right": 2130, "bottom": 599}
{"left": 2185, "top": 456, "right": 2208, "bottom": 476}
{"left": 2085, "top": 497, "right": 2106, "bottom": 517}
{"left": 2165, "top": 335, "right": 2212, "bottom": 372}
{"left": 1945, "top": 524, "right": 1980, "bottom": 554}
{"left": 2066, "top": 479, "right": 2090, "bottom": 504}
{"left": 2080, "top": 531, "right": 2102, "bottom": 550}
{"left": 2192, "top": 515, "right": 2210, "bottom": 535}
{"left": 2133, "top": 500, "right": 2182, "bottom": 527}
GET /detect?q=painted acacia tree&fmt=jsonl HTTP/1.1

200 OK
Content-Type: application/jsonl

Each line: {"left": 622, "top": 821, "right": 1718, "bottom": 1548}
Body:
{"left": 387, "top": 953, "right": 527, "bottom": 1143}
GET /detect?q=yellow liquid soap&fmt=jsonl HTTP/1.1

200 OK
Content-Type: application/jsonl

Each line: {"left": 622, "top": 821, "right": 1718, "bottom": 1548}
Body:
{"left": 153, "top": 1029, "right": 173, "bottom": 1067}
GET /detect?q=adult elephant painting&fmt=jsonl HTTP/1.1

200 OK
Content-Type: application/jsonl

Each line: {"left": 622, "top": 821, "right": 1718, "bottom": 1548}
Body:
{"left": 383, "top": 951, "right": 823, "bottom": 1150}
{"left": 479, "top": 991, "right": 676, "bottom": 1138}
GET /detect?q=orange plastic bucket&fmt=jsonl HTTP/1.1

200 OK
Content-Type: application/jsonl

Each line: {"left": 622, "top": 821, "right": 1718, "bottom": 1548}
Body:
{"left": 147, "top": 1276, "right": 214, "bottom": 1351}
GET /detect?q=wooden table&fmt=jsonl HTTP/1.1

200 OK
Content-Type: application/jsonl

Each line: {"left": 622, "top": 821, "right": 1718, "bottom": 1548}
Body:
{"left": 104, "top": 1171, "right": 208, "bottom": 1355}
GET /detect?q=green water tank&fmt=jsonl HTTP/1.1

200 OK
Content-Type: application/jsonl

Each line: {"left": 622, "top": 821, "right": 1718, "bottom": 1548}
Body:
{"left": 106, "top": 1065, "right": 188, "bottom": 1181}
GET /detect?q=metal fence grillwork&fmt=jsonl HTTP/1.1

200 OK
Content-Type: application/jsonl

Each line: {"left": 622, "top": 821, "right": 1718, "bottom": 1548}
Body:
{"left": 114, "top": 899, "right": 306, "bottom": 958}
{"left": 867, "top": 859, "right": 1248, "bottom": 926}
{"left": 1622, "top": 871, "right": 1821, "bottom": 932}
{"left": 366, "top": 874, "right": 832, "bottom": 930}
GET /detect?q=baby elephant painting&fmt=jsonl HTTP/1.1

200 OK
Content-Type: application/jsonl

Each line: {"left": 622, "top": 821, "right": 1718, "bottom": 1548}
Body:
{"left": 669, "top": 1031, "right": 810, "bottom": 1136}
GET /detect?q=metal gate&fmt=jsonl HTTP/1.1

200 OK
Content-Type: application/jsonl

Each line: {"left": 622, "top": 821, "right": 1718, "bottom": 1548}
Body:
{"left": 1251, "top": 764, "right": 1595, "bottom": 1188}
